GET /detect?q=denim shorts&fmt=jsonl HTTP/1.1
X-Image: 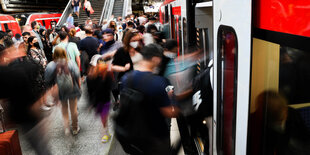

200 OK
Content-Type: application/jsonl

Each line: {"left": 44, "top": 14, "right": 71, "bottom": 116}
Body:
{"left": 74, "top": 6, "right": 80, "bottom": 12}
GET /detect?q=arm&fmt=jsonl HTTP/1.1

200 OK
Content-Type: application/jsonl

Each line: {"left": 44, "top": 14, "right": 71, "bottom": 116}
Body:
{"left": 111, "top": 63, "right": 130, "bottom": 72}
{"left": 52, "top": 35, "right": 59, "bottom": 46}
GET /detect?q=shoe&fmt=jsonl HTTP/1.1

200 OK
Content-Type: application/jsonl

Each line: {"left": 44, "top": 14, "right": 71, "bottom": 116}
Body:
{"left": 101, "top": 134, "right": 110, "bottom": 143}
{"left": 65, "top": 128, "right": 70, "bottom": 136}
{"left": 72, "top": 126, "right": 80, "bottom": 135}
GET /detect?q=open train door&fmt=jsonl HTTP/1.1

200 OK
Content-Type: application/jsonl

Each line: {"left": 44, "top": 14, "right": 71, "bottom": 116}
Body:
{"left": 213, "top": 0, "right": 252, "bottom": 155}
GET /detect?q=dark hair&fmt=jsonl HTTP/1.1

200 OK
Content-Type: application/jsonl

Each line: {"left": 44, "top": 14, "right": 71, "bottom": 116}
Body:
{"left": 58, "top": 31, "right": 68, "bottom": 41}
{"left": 39, "top": 29, "right": 46, "bottom": 36}
{"left": 85, "top": 27, "right": 93, "bottom": 34}
{"left": 31, "top": 21, "right": 37, "bottom": 29}
{"left": 22, "top": 32, "right": 31, "bottom": 36}
{"left": 140, "top": 43, "right": 163, "bottom": 60}
{"left": 6, "top": 29, "right": 12, "bottom": 33}
{"left": 127, "top": 21, "right": 134, "bottom": 27}
{"left": 146, "top": 24, "right": 158, "bottom": 33}
{"left": 3, "top": 37, "right": 14, "bottom": 48}
{"left": 61, "top": 26, "right": 69, "bottom": 33}
{"left": 74, "top": 22, "right": 79, "bottom": 27}
{"left": 93, "top": 30, "right": 102, "bottom": 39}
{"left": 15, "top": 33, "right": 21, "bottom": 39}
{"left": 148, "top": 17, "right": 156, "bottom": 21}
{"left": 0, "top": 31, "right": 6, "bottom": 40}
{"left": 27, "top": 36, "right": 36, "bottom": 52}
{"left": 164, "top": 39, "right": 178, "bottom": 51}
{"left": 123, "top": 29, "right": 139, "bottom": 52}
{"left": 137, "top": 25, "right": 145, "bottom": 34}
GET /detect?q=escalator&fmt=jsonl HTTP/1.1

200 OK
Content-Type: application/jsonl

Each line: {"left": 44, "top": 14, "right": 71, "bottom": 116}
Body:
{"left": 111, "top": 0, "right": 124, "bottom": 18}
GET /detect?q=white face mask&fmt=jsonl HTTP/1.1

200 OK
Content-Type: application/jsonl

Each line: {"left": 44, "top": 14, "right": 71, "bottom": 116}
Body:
{"left": 129, "top": 41, "right": 139, "bottom": 49}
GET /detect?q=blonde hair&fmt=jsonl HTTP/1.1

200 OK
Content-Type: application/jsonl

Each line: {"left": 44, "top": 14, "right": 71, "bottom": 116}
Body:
{"left": 69, "top": 28, "right": 76, "bottom": 37}
{"left": 53, "top": 47, "right": 68, "bottom": 61}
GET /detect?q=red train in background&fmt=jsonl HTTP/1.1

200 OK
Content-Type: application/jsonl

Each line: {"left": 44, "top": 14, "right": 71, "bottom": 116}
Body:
{"left": 0, "top": 12, "right": 61, "bottom": 36}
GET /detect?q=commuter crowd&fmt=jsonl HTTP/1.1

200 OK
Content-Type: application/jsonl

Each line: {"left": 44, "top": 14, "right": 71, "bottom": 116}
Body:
{"left": 0, "top": 11, "right": 212, "bottom": 155}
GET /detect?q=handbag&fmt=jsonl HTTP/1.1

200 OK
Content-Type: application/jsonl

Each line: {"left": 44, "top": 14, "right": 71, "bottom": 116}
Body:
{"left": 90, "top": 7, "right": 94, "bottom": 14}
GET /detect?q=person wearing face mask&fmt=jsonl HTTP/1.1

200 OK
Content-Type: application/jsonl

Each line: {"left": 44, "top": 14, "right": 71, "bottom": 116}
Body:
{"left": 27, "top": 36, "right": 48, "bottom": 69}
{"left": 31, "top": 21, "right": 44, "bottom": 50}
{"left": 99, "top": 28, "right": 122, "bottom": 55}
{"left": 158, "top": 39, "right": 178, "bottom": 76}
{"left": 121, "top": 21, "right": 135, "bottom": 41}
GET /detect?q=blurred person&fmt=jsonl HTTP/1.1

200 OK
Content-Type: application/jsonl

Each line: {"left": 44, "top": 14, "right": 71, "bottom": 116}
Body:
{"left": 84, "top": 0, "right": 91, "bottom": 18}
{"left": 74, "top": 22, "right": 81, "bottom": 32}
{"left": 75, "top": 25, "right": 86, "bottom": 40}
{"left": 121, "top": 21, "right": 135, "bottom": 41}
{"left": 0, "top": 31, "right": 6, "bottom": 47}
{"left": 45, "top": 47, "right": 81, "bottom": 136}
{"left": 68, "top": 28, "right": 80, "bottom": 45}
{"left": 6, "top": 29, "right": 13, "bottom": 38}
{"left": 158, "top": 39, "right": 178, "bottom": 76}
{"left": 72, "top": 0, "right": 81, "bottom": 18}
{"left": 39, "top": 29, "right": 53, "bottom": 62}
{"left": 19, "top": 32, "right": 31, "bottom": 51}
{"left": 66, "top": 13, "right": 74, "bottom": 28}
{"left": 0, "top": 43, "right": 52, "bottom": 155}
{"left": 87, "top": 55, "right": 114, "bottom": 143}
{"left": 143, "top": 24, "right": 157, "bottom": 45}
{"left": 85, "top": 17, "right": 93, "bottom": 27}
{"left": 137, "top": 25, "right": 145, "bottom": 35}
{"left": 115, "top": 43, "right": 179, "bottom": 155}
{"left": 49, "top": 28, "right": 57, "bottom": 44}
{"left": 144, "top": 17, "right": 156, "bottom": 30}
{"left": 108, "top": 20, "right": 119, "bottom": 40}
{"left": 93, "top": 29, "right": 102, "bottom": 40}
{"left": 31, "top": 21, "right": 44, "bottom": 50}
{"left": 99, "top": 28, "right": 122, "bottom": 55}
{"left": 52, "top": 31, "right": 81, "bottom": 68}
{"left": 12, "top": 33, "right": 23, "bottom": 45}
{"left": 79, "top": 26, "right": 99, "bottom": 75}
{"left": 61, "top": 25, "right": 69, "bottom": 33}
{"left": 79, "top": 26, "right": 99, "bottom": 59}
{"left": 249, "top": 91, "right": 310, "bottom": 155}
{"left": 122, "top": 15, "right": 131, "bottom": 30}
{"left": 27, "top": 36, "right": 47, "bottom": 69}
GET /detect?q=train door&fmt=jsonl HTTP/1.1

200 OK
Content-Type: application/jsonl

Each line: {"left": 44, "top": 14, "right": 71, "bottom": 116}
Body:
{"left": 213, "top": 0, "right": 252, "bottom": 155}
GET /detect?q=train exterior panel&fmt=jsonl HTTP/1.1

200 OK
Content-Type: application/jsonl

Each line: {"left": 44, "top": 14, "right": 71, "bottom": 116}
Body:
{"left": 26, "top": 13, "right": 61, "bottom": 29}
{"left": 0, "top": 15, "right": 21, "bottom": 36}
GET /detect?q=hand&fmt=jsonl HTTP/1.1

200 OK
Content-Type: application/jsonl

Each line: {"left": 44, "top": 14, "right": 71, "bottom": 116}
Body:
{"left": 124, "top": 63, "right": 130, "bottom": 71}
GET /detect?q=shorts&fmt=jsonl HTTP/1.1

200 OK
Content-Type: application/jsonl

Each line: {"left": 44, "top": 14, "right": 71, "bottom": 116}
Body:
{"left": 74, "top": 6, "right": 80, "bottom": 13}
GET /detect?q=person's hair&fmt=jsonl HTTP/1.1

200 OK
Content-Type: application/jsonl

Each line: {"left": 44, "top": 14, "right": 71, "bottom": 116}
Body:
{"left": 164, "top": 39, "right": 178, "bottom": 51}
{"left": 46, "top": 29, "right": 53, "bottom": 38}
{"left": 85, "top": 26, "right": 93, "bottom": 34}
{"left": 123, "top": 29, "right": 139, "bottom": 52}
{"left": 27, "top": 36, "right": 36, "bottom": 52}
{"left": 127, "top": 21, "right": 134, "bottom": 27}
{"left": 146, "top": 24, "right": 158, "bottom": 33}
{"left": 140, "top": 43, "right": 163, "bottom": 60}
{"left": 39, "top": 29, "right": 46, "bottom": 36}
{"left": 108, "top": 21, "right": 117, "bottom": 31}
{"left": 58, "top": 31, "right": 68, "bottom": 41}
{"left": 22, "top": 32, "right": 30, "bottom": 36}
{"left": 53, "top": 46, "right": 68, "bottom": 60}
{"left": 31, "top": 21, "right": 37, "bottom": 29}
{"left": 6, "top": 29, "right": 12, "bottom": 33}
{"left": 61, "top": 26, "right": 69, "bottom": 33}
{"left": 68, "top": 28, "right": 76, "bottom": 37}
{"left": 15, "top": 33, "right": 21, "bottom": 39}
{"left": 3, "top": 37, "right": 14, "bottom": 48}
{"left": 137, "top": 25, "right": 145, "bottom": 34}
{"left": 148, "top": 17, "right": 156, "bottom": 21}
{"left": 74, "top": 22, "right": 79, "bottom": 27}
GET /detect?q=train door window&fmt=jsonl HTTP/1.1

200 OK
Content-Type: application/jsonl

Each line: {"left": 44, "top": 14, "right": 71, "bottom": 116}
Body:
{"left": 3, "top": 23, "right": 9, "bottom": 32}
{"left": 183, "top": 17, "right": 187, "bottom": 49}
{"left": 216, "top": 25, "right": 238, "bottom": 155}
{"left": 42, "top": 20, "right": 46, "bottom": 27}
{"left": 248, "top": 38, "right": 310, "bottom": 155}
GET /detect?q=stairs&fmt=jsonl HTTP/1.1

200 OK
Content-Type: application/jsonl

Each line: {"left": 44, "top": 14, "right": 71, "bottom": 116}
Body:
{"left": 111, "top": 0, "right": 124, "bottom": 18}
{"left": 1, "top": 0, "right": 68, "bottom": 12}
{"left": 74, "top": 0, "right": 105, "bottom": 25}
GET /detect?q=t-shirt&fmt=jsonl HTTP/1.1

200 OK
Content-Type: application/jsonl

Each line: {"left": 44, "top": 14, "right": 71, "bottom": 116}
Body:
{"left": 78, "top": 36, "right": 99, "bottom": 59}
{"left": 74, "top": 0, "right": 80, "bottom": 6}
{"left": 52, "top": 42, "right": 80, "bottom": 67}
{"left": 112, "top": 47, "right": 134, "bottom": 80}
{"left": 120, "top": 71, "right": 171, "bottom": 137}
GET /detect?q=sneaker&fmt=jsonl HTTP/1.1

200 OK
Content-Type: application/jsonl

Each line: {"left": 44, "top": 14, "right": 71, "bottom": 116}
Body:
{"left": 65, "top": 128, "right": 70, "bottom": 136}
{"left": 72, "top": 126, "right": 80, "bottom": 135}
{"left": 101, "top": 134, "right": 110, "bottom": 143}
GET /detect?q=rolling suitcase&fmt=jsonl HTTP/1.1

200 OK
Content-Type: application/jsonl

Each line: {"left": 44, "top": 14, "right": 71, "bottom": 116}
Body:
{"left": 0, "top": 104, "right": 22, "bottom": 155}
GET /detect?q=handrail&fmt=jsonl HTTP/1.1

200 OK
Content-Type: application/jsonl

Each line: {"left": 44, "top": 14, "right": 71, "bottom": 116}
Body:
{"left": 99, "top": 0, "right": 109, "bottom": 24}
{"left": 57, "top": 0, "right": 73, "bottom": 26}
{"left": 122, "top": 0, "right": 128, "bottom": 18}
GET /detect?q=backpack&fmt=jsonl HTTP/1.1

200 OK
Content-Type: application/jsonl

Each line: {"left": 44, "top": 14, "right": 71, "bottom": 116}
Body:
{"left": 55, "top": 60, "right": 74, "bottom": 96}
{"left": 113, "top": 72, "right": 153, "bottom": 154}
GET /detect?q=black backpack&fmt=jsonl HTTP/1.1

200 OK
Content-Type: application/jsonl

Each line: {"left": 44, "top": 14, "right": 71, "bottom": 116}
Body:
{"left": 113, "top": 72, "right": 153, "bottom": 154}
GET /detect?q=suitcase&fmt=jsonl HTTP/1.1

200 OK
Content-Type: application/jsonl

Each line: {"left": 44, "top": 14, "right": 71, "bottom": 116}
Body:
{"left": 0, "top": 104, "right": 22, "bottom": 155}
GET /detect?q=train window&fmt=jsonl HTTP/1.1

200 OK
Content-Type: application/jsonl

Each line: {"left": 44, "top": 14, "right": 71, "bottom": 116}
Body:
{"left": 42, "top": 20, "right": 46, "bottom": 27}
{"left": 3, "top": 23, "right": 9, "bottom": 32}
{"left": 248, "top": 38, "right": 310, "bottom": 155}
{"left": 216, "top": 25, "right": 238, "bottom": 155}
{"left": 183, "top": 17, "right": 188, "bottom": 49}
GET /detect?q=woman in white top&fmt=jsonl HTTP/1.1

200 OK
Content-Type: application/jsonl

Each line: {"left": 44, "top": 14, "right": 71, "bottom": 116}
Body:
{"left": 84, "top": 0, "right": 91, "bottom": 17}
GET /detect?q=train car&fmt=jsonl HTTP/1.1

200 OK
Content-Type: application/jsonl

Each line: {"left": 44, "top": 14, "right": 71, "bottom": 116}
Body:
{"left": 0, "top": 14, "right": 22, "bottom": 36}
{"left": 161, "top": 0, "right": 310, "bottom": 154}
{"left": 25, "top": 13, "right": 62, "bottom": 29}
